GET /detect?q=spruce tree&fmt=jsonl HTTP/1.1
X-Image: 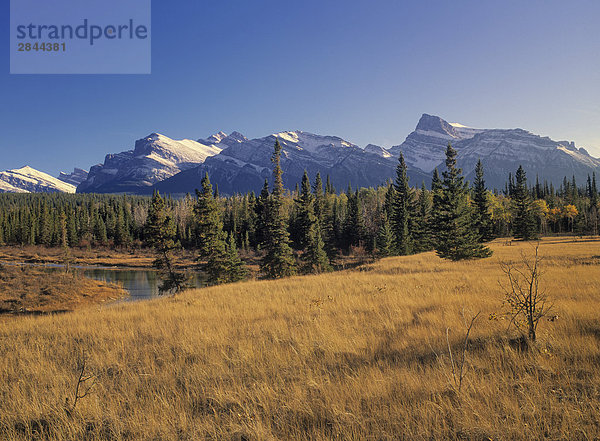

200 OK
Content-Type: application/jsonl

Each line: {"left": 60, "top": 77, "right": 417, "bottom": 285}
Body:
{"left": 591, "top": 172, "right": 598, "bottom": 209}
{"left": 472, "top": 159, "right": 494, "bottom": 242}
{"left": 342, "top": 187, "right": 363, "bottom": 252}
{"left": 194, "top": 173, "right": 230, "bottom": 285}
{"left": 260, "top": 139, "right": 296, "bottom": 278}
{"left": 254, "top": 179, "right": 270, "bottom": 250}
{"left": 413, "top": 182, "right": 433, "bottom": 252}
{"left": 224, "top": 232, "right": 248, "bottom": 282}
{"left": 294, "top": 171, "right": 314, "bottom": 250}
{"left": 392, "top": 153, "right": 416, "bottom": 255}
{"left": 376, "top": 215, "right": 394, "bottom": 257}
{"left": 433, "top": 144, "right": 492, "bottom": 260}
{"left": 145, "top": 191, "right": 189, "bottom": 294}
{"left": 384, "top": 183, "right": 396, "bottom": 222}
{"left": 325, "top": 175, "right": 335, "bottom": 194}
{"left": 313, "top": 172, "right": 325, "bottom": 226}
{"left": 302, "top": 220, "right": 332, "bottom": 274}
{"left": 512, "top": 165, "right": 539, "bottom": 240}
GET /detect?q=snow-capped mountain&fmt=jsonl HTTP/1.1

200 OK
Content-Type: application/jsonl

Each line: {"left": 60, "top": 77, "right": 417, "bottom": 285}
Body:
{"left": 58, "top": 168, "right": 88, "bottom": 186}
{"left": 0, "top": 166, "right": 76, "bottom": 193}
{"left": 153, "top": 130, "right": 429, "bottom": 195}
{"left": 392, "top": 114, "right": 600, "bottom": 189}
{"left": 4, "top": 114, "right": 597, "bottom": 196}
{"left": 389, "top": 114, "right": 483, "bottom": 173}
{"left": 77, "top": 133, "right": 224, "bottom": 193}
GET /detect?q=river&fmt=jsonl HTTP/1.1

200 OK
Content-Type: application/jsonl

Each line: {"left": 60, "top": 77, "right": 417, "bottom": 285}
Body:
{"left": 3, "top": 262, "right": 204, "bottom": 301}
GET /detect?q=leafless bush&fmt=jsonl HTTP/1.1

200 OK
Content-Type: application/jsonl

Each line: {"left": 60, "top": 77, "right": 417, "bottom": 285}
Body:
{"left": 498, "top": 243, "right": 553, "bottom": 342}
{"left": 433, "top": 309, "right": 480, "bottom": 395}
{"left": 65, "top": 351, "right": 97, "bottom": 416}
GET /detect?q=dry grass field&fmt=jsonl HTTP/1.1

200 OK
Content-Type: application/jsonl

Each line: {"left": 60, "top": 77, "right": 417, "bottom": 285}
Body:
{"left": 0, "top": 238, "right": 599, "bottom": 440}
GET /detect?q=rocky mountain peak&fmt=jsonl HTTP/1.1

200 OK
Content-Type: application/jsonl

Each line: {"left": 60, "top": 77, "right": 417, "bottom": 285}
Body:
{"left": 415, "top": 114, "right": 459, "bottom": 138}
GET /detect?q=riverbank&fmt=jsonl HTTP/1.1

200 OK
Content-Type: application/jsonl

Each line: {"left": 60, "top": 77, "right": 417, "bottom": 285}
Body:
{"left": 0, "top": 265, "right": 128, "bottom": 315}
{"left": 0, "top": 245, "right": 192, "bottom": 269}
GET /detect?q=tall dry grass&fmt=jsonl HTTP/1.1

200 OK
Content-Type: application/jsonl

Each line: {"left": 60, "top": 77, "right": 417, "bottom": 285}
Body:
{"left": 0, "top": 238, "right": 599, "bottom": 440}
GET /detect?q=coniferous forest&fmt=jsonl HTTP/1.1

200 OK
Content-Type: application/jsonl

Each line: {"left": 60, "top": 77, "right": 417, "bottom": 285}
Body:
{"left": 0, "top": 142, "right": 598, "bottom": 285}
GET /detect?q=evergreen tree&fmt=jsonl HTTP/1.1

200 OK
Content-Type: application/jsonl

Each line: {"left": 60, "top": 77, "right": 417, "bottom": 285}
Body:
{"left": 376, "top": 215, "right": 394, "bottom": 257}
{"left": 325, "top": 175, "right": 335, "bottom": 194}
{"left": 392, "top": 153, "right": 416, "bottom": 255}
{"left": 295, "top": 171, "right": 315, "bottom": 250}
{"left": 342, "top": 186, "right": 363, "bottom": 251}
{"left": 145, "top": 191, "right": 188, "bottom": 294}
{"left": 302, "top": 220, "right": 332, "bottom": 274}
{"left": 384, "top": 183, "right": 396, "bottom": 222}
{"left": 512, "top": 165, "right": 539, "bottom": 240}
{"left": 433, "top": 144, "right": 492, "bottom": 260}
{"left": 254, "top": 179, "right": 270, "bottom": 249}
{"left": 413, "top": 182, "right": 433, "bottom": 252}
{"left": 194, "top": 173, "right": 230, "bottom": 285}
{"left": 260, "top": 139, "right": 296, "bottom": 278}
{"left": 224, "top": 233, "right": 248, "bottom": 282}
{"left": 472, "top": 159, "right": 494, "bottom": 242}
{"left": 313, "top": 172, "right": 325, "bottom": 226}
{"left": 591, "top": 172, "right": 598, "bottom": 208}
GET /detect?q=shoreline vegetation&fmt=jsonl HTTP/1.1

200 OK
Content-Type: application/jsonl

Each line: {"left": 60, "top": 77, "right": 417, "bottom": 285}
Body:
{"left": 0, "top": 264, "right": 128, "bottom": 315}
{"left": 0, "top": 238, "right": 598, "bottom": 439}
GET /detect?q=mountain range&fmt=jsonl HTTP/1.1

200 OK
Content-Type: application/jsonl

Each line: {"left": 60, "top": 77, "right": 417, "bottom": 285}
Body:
{"left": 0, "top": 166, "right": 76, "bottom": 194}
{"left": 2, "top": 114, "right": 599, "bottom": 195}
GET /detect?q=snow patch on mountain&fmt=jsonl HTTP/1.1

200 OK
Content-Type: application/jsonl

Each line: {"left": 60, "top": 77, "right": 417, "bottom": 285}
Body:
{"left": 77, "top": 133, "right": 223, "bottom": 193}
{"left": 0, "top": 166, "right": 76, "bottom": 193}
{"left": 273, "top": 131, "right": 356, "bottom": 155}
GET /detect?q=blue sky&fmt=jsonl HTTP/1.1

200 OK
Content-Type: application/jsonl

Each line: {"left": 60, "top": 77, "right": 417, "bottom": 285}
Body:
{"left": 2, "top": 0, "right": 599, "bottom": 175}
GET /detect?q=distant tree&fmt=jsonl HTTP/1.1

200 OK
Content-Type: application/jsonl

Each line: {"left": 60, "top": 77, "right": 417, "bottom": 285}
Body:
{"left": 260, "top": 139, "right": 296, "bottom": 278}
{"left": 512, "top": 166, "right": 539, "bottom": 240}
{"left": 392, "top": 153, "right": 416, "bottom": 255}
{"left": 254, "top": 179, "right": 270, "bottom": 250}
{"left": 472, "top": 160, "right": 494, "bottom": 242}
{"left": 325, "top": 175, "right": 335, "bottom": 194}
{"left": 342, "top": 186, "right": 363, "bottom": 251}
{"left": 433, "top": 144, "right": 492, "bottom": 260}
{"left": 145, "top": 191, "right": 188, "bottom": 294}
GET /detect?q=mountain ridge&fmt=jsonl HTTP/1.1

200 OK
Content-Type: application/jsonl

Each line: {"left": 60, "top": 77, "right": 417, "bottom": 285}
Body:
{"left": 2, "top": 114, "right": 598, "bottom": 195}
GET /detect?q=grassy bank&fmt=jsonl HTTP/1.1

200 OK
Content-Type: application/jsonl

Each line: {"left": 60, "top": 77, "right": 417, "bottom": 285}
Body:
{"left": 0, "top": 238, "right": 599, "bottom": 440}
{"left": 0, "top": 265, "right": 128, "bottom": 315}
{"left": 0, "top": 246, "right": 160, "bottom": 269}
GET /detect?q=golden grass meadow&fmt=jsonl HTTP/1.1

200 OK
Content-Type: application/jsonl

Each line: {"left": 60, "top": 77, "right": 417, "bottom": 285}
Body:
{"left": 0, "top": 237, "right": 599, "bottom": 440}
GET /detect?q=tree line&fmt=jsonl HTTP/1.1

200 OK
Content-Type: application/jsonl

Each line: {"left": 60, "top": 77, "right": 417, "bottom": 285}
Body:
{"left": 1, "top": 141, "right": 599, "bottom": 288}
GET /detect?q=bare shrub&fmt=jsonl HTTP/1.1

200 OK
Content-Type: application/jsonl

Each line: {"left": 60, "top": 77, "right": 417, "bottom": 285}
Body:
{"left": 499, "top": 243, "right": 553, "bottom": 342}
{"left": 65, "top": 351, "right": 97, "bottom": 415}
{"left": 433, "top": 309, "right": 481, "bottom": 395}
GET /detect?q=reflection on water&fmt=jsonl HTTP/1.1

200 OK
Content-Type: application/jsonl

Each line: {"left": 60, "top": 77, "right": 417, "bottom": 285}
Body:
{"left": 2, "top": 262, "right": 203, "bottom": 301}
{"left": 82, "top": 268, "right": 204, "bottom": 301}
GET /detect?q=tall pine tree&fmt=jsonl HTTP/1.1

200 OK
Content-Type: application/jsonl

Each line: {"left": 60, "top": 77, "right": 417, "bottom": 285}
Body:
{"left": 433, "top": 144, "right": 492, "bottom": 260}
{"left": 472, "top": 159, "right": 494, "bottom": 242}
{"left": 146, "top": 191, "right": 189, "bottom": 294}
{"left": 512, "top": 165, "right": 539, "bottom": 240}
{"left": 260, "top": 139, "right": 296, "bottom": 278}
{"left": 392, "top": 153, "right": 416, "bottom": 255}
{"left": 194, "top": 173, "right": 230, "bottom": 285}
